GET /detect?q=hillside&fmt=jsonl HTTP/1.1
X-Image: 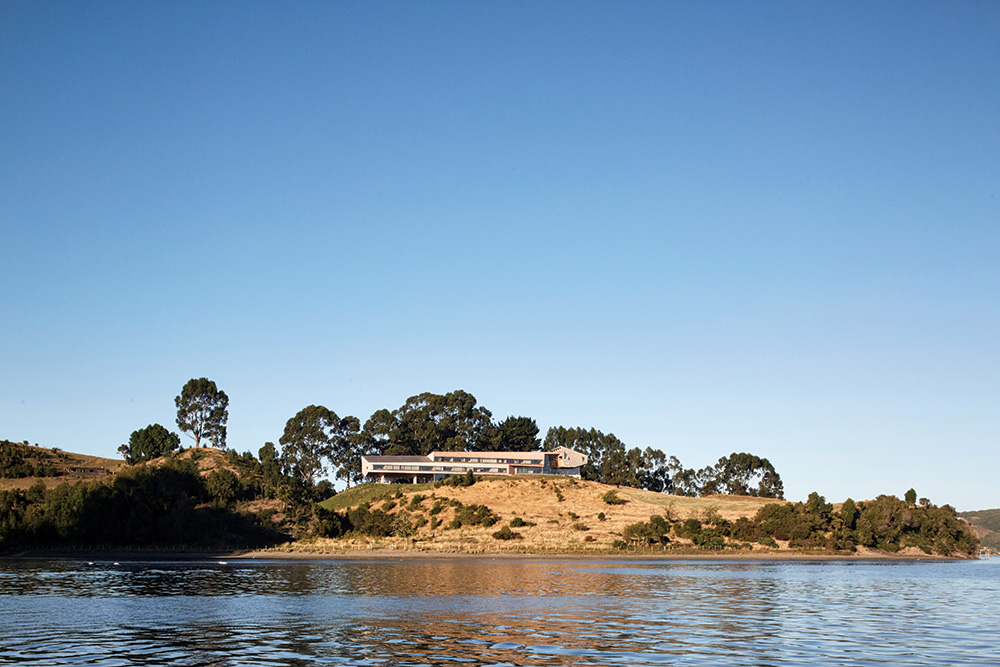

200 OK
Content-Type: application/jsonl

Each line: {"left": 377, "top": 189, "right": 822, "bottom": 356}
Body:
{"left": 2, "top": 440, "right": 979, "bottom": 558}
{"left": 959, "top": 509, "right": 1000, "bottom": 551}
{"left": 310, "top": 477, "right": 788, "bottom": 555}
{"left": 0, "top": 440, "right": 124, "bottom": 490}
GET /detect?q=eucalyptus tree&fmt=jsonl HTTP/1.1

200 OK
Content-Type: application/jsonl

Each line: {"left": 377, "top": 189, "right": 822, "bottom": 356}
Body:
{"left": 174, "top": 378, "right": 229, "bottom": 448}
{"left": 707, "top": 452, "right": 784, "bottom": 498}
{"left": 370, "top": 390, "right": 494, "bottom": 456}
{"left": 279, "top": 405, "right": 358, "bottom": 486}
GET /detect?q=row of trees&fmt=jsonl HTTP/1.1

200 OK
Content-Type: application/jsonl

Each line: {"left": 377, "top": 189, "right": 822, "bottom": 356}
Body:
{"left": 543, "top": 427, "right": 783, "bottom": 498}
{"left": 0, "top": 459, "right": 285, "bottom": 550}
{"left": 619, "top": 490, "right": 978, "bottom": 557}
{"left": 118, "top": 381, "right": 783, "bottom": 498}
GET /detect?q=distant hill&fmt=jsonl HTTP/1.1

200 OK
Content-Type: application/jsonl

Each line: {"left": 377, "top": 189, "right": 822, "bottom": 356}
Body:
{"left": 0, "top": 440, "right": 124, "bottom": 490}
{"left": 959, "top": 509, "right": 1000, "bottom": 550}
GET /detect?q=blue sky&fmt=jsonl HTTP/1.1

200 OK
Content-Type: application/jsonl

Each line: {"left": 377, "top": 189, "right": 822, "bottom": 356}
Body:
{"left": 2, "top": 2, "right": 997, "bottom": 510}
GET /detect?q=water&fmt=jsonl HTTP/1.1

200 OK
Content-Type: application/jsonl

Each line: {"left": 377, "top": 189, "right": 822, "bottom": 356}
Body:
{"left": 1, "top": 557, "right": 997, "bottom": 666}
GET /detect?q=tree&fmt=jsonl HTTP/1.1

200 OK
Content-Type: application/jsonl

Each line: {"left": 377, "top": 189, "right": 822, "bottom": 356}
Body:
{"left": 377, "top": 390, "right": 494, "bottom": 456}
{"left": 118, "top": 424, "right": 181, "bottom": 464}
{"left": 258, "top": 442, "right": 283, "bottom": 496}
{"left": 840, "top": 498, "right": 858, "bottom": 531}
{"left": 328, "top": 415, "right": 362, "bottom": 487}
{"left": 543, "top": 426, "right": 626, "bottom": 484}
{"left": 482, "top": 416, "right": 541, "bottom": 452}
{"left": 707, "top": 452, "right": 784, "bottom": 498}
{"left": 279, "top": 405, "right": 356, "bottom": 486}
{"left": 175, "top": 378, "right": 229, "bottom": 448}
{"left": 639, "top": 448, "right": 673, "bottom": 493}
{"left": 904, "top": 488, "right": 918, "bottom": 506}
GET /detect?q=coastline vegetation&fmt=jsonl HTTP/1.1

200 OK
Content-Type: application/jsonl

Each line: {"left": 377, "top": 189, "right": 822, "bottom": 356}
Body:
{"left": 0, "top": 378, "right": 982, "bottom": 558}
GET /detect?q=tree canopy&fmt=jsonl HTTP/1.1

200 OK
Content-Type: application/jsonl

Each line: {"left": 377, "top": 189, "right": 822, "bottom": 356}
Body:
{"left": 279, "top": 405, "right": 358, "bottom": 486}
{"left": 374, "top": 390, "right": 494, "bottom": 456}
{"left": 174, "top": 378, "right": 229, "bottom": 448}
{"left": 118, "top": 423, "right": 180, "bottom": 464}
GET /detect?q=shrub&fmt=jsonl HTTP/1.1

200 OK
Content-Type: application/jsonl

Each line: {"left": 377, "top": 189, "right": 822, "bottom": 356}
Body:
{"left": 602, "top": 490, "right": 626, "bottom": 505}
{"left": 623, "top": 516, "right": 670, "bottom": 545}
{"left": 509, "top": 517, "right": 536, "bottom": 528}
{"left": 436, "top": 470, "right": 478, "bottom": 488}
{"left": 674, "top": 518, "right": 703, "bottom": 541}
{"left": 757, "top": 536, "right": 779, "bottom": 548}
{"left": 572, "top": 523, "right": 590, "bottom": 531}
{"left": 597, "top": 512, "right": 606, "bottom": 522}
{"left": 493, "top": 525, "right": 522, "bottom": 540}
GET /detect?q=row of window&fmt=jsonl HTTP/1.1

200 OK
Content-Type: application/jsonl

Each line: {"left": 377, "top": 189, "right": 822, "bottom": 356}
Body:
{"left": 370, "top": 464, "right": 517, "bottom": 474}
{"left": 434, "top": 456, "right": 546, "bottom": 465}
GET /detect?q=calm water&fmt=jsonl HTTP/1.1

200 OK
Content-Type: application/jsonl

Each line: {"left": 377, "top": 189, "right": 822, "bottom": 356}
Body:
{"left": 1, "top": 557, "right": 997, "bottom": 666}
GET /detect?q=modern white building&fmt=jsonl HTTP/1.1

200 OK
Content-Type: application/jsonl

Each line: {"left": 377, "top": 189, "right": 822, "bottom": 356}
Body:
{"left": 361, "top": 446, "right": 588, "bottom": 484}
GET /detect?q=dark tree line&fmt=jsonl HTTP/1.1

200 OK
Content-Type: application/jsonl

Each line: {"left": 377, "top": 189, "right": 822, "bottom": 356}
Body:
{"left": 0, "top": 458, "right": 285, "bottom": 551}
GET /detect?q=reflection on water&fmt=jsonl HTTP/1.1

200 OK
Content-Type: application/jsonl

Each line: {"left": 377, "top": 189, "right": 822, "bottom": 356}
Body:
{"left": 1, "top": 558, "right": 998, "bottom": 665}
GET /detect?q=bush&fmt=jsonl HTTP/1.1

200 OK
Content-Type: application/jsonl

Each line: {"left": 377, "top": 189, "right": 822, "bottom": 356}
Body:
{"left": 493, "top": 525, "right": 522, "bottom": 540}
{"left": 674, "top": 518, "right": 703, "bottom": 541}
{"left": 572, "top": 522, "right": 590, "bottom": 531}
{"left": 602, "top": 490, "right": 627, "bottom": 505}
{"left": 757, "top": 536, "right": 779, "bottom": 548}
{"left": 509, "top": 516, "right": 535, "bottom": 528}
{"left": 622, "top": 516, "right": 670, "bottom": 545}
{"left": 436, "top": 470, "right": 477, "bottom": 488}
{"left": 597, "top": 512, "right": 606, "bottom": 522}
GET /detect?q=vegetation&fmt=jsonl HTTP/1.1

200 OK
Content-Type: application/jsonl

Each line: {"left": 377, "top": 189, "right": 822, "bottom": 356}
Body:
{"left": 0, "top": 440, "right": 61, "bottom": 479}
{"left": 606, "top": 490, "right": 977, "bottom": 557}
{"left": 279, "top": 405, "right": 359, "bottom": 486}
{"left": 959, "top": 508, "right": 1000, "bottom": 551}
{"left": 175, "top": 378, "right": 229, "bottom": 449}
{"left": 602, "top": 489, "right": 626, "bottom": 505}
{"left": 0, "top": 379, "right": 977, "bottom": 557}
{"left": 0, "top": 459, "right": 284, "bottom": 550}
{"left": 118, "top": 424, "right": 180, "bottom": 464}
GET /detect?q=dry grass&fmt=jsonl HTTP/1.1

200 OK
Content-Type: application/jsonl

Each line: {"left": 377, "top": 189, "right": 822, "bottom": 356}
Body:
{"left": 0, "top": 444, "right": 125, "bottom": 490}
{"left": 320, "top": 476, "right": 785, "bottom": 554}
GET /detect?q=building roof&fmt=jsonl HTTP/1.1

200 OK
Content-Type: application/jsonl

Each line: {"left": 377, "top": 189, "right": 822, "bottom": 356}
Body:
{"left": 360, "top": 455, "right": 431, "bottom": 463}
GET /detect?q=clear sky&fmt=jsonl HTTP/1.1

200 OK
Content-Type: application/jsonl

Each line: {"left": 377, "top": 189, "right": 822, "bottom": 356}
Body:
{"left": 2, "top": 2, "right": 997, "bottom": 510}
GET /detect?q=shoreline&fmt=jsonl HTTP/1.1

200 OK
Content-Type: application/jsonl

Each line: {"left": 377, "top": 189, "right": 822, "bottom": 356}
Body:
{"left": 1, "top": 546, "right": 970, "bottom": 562}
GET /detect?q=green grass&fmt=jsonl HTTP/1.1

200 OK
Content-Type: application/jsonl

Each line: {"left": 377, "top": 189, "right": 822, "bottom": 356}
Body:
{"left": 319, "top": 482, "right": 435, "bottom": 511}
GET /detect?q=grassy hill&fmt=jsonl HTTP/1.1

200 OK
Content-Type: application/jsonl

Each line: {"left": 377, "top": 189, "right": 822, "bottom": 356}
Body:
{"left": 313, "top": 476, "right": 785, "bottom": 555}
{"left": 0, "top": 440, "right": 124, "bottom": 490}
{"left": 959, "top": 509, "right": 1000, "bottom": 551}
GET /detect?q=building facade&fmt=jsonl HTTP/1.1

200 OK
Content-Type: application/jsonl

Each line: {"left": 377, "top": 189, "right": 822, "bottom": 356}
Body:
{"left": 361, "top": 446, "right": 588, "bottom": 484}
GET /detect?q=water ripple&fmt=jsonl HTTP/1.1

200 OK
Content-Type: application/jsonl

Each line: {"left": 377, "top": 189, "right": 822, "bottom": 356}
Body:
{"left": 1, "top": 559, "right": 998, "bottom": 665}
